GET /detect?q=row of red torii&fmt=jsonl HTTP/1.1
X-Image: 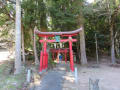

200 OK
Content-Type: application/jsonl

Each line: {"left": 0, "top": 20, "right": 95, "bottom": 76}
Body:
{"left": 35, "top": 27, "right": 82, "bottom": 73}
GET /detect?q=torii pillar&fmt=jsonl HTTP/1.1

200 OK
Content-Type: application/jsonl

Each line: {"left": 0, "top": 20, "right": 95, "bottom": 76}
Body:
{"left": 69, "top": 36, "right": 74, "bottom": 71}
{"left": 39, "top": 37, "right": 48, "bottom": 73}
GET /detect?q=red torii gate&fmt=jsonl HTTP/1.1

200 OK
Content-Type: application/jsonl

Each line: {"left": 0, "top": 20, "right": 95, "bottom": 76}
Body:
{"left": 50, "top": 48, "right": 69, "bottom": 63}
{"left": 35, "top": 27, "right": 82, "bottom": 73}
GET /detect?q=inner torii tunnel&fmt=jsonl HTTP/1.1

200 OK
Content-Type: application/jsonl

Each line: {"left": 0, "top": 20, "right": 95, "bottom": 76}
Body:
{"left": 35, "top": 27, "right": 82, "bottom": 73}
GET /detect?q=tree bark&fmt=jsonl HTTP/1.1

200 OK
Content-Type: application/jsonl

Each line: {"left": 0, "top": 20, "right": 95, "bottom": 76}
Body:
{"left": 34, "top": 27, "right": 39, "bottom": 65}
{"left": 76, "top": 0, "right": 87, "bottom": 65}
{"left": 14, "top": 0, "right": 22, "bottom": 74}
{"left": 115, "top": 38, "right": 120, "bottom": 57}
{"left": 80, "top": 26, "right": 87, "bottom": 65}
{"left": 95, "top": 34, "right": 99, "bottom": 64}
{"left": 21, "top": 26, "right": 25, "bottom": 64}
{"left": 76, "top": 35, "right": 80, "bottom": 64}
{"left": 110, "top": 24, "right": 116, "bottom": 64}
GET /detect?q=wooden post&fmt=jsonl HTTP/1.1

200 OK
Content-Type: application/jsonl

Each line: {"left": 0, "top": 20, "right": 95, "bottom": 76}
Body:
{"left": 46, "top": 52, "right": 48, "bottom": 68}
{"left": 27, "top": 69, "right": 31, "bottom": 83}
{"left": 75, "top": 67, "right": 78, "bottom": 83}
{"left": 43, "top": 46, "right": 45, "bottom": 70}
{"left": 95, "top": 34, "right": 99, "bottom": 64}
{"left": 43, "top": 37, "right": 47, "bottom": 70}
{"left": 39, "top": 51, "right": 43, "bottom": 72}
{"left": 69, "top": 36, "right": 74, "bottom": 71}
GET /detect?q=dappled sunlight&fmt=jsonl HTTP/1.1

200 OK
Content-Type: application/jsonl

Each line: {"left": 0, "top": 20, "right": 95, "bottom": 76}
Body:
{"left": 63, "top": 75, "right": 75, "bottom": 83}
{"left": 0, "top": 48, "right": 14, "bottom": 62}
{"left": 54, "top": 60, "right": 59, "bottom": 63}
{"left": 33, "top": 73, "right": 41, "bottom": 86}
{"left": 63, "top": 72, "right": 75, "bottom": 83}
{"left": 34, "top": 81, "right": 41, "bottom": 86}
{"left": 0, "top": 51, "right": 10, "bottom": 61}
{"left": 59, "top": 67, "right": 66, "bottom": 71}
{"left": 87, "top": 0, "right": 94, "bottom": 3}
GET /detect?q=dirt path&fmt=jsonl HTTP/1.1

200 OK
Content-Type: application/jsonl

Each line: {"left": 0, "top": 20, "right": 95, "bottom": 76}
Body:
{"left": 34, "top": 63, "right": 68, "bottom": 90}
{"left": 31, "top": 57, "right": 120, "bottom": 90}
{"left": 35, "top": 71, "right": 64, "bottom": 90}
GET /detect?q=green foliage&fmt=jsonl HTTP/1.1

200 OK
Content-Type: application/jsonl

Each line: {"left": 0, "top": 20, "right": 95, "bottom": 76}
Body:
{"left": 0, "top": 1, "right": 15, "bottom": 44}
{"left": 48, "top": 50, "right": 56, "bottom": 67}
{"left": 83, "top": 0, "right": 120, "bottom": 56}
{"left": 22, "top": 0, "right": 37, "bottom": 29}
{"left": 1, "top": 0, "right": 120, "bottom": 58}
{"left": 0, "top": 14, "right": 8, "bottom": 26}
{"left": 48, "top": 0, "right": 79, "bottom": 31}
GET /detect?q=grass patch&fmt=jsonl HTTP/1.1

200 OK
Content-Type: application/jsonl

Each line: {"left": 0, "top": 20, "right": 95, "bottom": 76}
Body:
{"left": 0, "top": 63, "right": 7, "bottom": 74}
{"left": 0, "top": 61, "right": 26, "bottom": 90}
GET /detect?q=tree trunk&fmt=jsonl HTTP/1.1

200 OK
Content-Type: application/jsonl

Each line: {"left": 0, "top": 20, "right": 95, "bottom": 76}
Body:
{"left": 21, "top": 26, "right": 25, "bottom": 64}
{"left": 14, "top": 0, "right": 22, "bottom": 74}
{"left": 76, "top": 0, "right": 87, "bottom": 65}
{"left": 110, "top": 24, "right": 116, "bottom": 64}
{"left": 76, "top": 35, "right": 80, "bottom": 64}
{"left": 80, "top": 26, "right": 87, "bottom": 65}
{"left": 34, "top": 27, "right": 39, "bottom": 65}
{"left": 95, "top": 33, "right": 99, "bottom": 64}
{"left": 115, "top": 38, "right": 120, "bottom": 57}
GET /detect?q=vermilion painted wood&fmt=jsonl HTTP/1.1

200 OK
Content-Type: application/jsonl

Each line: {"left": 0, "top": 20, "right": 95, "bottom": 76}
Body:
{"left": 46, "top": 53, "right": 48, "bottom": 68}
{"left": 61, "top": 33, "right": 78, "bottom": 37}
{"left": 70, "top": 51, "right": 74, "bottom": 71}
{"left": 39, "top": 51, "right": 43, "bottom": 72}
{"left": 38, "top": 34, "right": 54, "bottom": 37}
{"left": 39, "top": 39, "right": 77, "bottom": 43}
{"left": 69, "top": 36, "right": 74, "bottom": 71}
{"left": 38, "top": 33, "right": 78, "bottom": 72}
{"left": 38, "top": 33, "right": 78, "bottom": 37}
{"left": 36, "top": 27, "right": 82, "bottom": 72}
{"left": 45, "top": 52, "right": 48, "bottom": 69}
{"left": 43, "top": 38, "right": 47, "bottom": 70}
{"left": 50, "top": 48, "right": 68, "bottom": 64}
{"left": 42, "top": 51, "right": 45, "bottom": 69}
{"left": 45, "top": 52, "right": 47, "bottom": 69}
